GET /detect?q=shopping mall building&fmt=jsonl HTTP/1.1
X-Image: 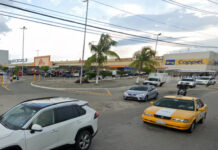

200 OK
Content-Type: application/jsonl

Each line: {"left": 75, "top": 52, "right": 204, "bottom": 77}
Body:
{"left": 7, "top": 51, "right": 218, "bottom": 76}
{"left": 162, "top": 51, "right": 218, "bottom": 75}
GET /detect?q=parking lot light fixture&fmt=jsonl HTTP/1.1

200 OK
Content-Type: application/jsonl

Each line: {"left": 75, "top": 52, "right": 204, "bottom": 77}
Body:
{"left": 155, "top": 33, "right": 161, "bottom": 54}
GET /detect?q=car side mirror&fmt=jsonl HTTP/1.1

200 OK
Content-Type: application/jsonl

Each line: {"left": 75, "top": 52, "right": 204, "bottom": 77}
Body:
{"left": 31, "top": 124, "right": 43, "bottom": 132}
{"left": 198, "top": 108, "right": 205, "bottom": 112}
{"left": 150, "top": 101, "right": 154, "bottom": 105}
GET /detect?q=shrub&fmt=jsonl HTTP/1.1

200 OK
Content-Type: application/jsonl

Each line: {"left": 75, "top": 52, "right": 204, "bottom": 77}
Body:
{"left": 100, "top": 71, "right": 112, "bottom": 78}
{"left": 85, "top": 72, "right": 96, "bottom": 80}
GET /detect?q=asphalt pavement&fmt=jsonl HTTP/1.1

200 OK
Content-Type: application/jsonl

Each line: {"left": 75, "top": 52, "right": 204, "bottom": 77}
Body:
{"left": 0, "top": 76, "right": 217, "bottom": 150}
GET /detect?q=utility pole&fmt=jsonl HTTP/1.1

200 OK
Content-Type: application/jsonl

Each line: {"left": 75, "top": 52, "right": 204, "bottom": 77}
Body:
{"left": 80, "top": 0, "right": 89, "bottom": 84}
{"left": 155, "top": 33, "right": 161, "bottom": 54}
{"left": 21, "top": 26, "right": 27, "bottom": 77}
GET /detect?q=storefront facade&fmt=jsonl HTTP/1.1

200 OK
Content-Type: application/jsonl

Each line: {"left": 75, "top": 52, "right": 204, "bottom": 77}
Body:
{"left": 163, "top": 51, "right": 218, "bottom": 75}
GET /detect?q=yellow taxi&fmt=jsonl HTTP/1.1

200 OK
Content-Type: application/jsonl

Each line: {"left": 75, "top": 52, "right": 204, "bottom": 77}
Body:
{"left": 142, "top": 96, "right": 208, "bottom": 133}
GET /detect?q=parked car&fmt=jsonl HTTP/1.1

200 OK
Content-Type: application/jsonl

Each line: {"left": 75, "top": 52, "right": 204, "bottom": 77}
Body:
{"left": 123, "top": 85, "right": 158, "bottom": 101}
{"left": 177, "top": 78, "right": 196, "bottom": 88}
{"left": 0, "top": 97, "right": 99, "bottom": 150}
{"left": 142, "top": 95, "right": 208, "bottom": 133}
{"left": 143, "top": 73, "right": 168, "bottom": 87}
{"left": 63, "top": 72, "right": 73, "bottom": 78}
{"left": 18, "top": 71, "right": 22, "bottom": 76}
{"left": 196, "top": 76, "right": 214, "bottom": 85}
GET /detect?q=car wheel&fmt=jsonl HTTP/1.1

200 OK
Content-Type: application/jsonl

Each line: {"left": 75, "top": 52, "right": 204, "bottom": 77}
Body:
{"left": 144, "top": 96, "right": 148, "bottom": 102}
{"left": 187, "top": 121, "right": 196, "bottom": 133}
{"left": 75, "top": 130, "right": 92, "bottom": 150}
{"left": 160, "top": 83, "right": 163, "bottom": 87}
{"left": 154, "top": 93, "right": 159, "bottom": 99}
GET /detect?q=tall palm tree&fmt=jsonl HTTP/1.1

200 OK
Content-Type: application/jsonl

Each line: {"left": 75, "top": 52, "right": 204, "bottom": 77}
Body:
{"left": 85, "top": 34, "right": 120, "bottom": 84}
{"left": 130, "top": 46, "right": 157, "bottom": 83}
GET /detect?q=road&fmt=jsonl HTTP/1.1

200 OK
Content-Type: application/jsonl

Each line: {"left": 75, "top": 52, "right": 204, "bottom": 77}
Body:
{"left": 0, "top": 77, "right": 218, "bottom": 150}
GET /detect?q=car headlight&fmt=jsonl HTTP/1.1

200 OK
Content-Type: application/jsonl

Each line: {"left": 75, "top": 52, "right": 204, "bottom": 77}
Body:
{"left": 123, "top": 92, "right": 128, "bottom": 96}
{"left": 143, "top": 112, "right": 153, "bottom": 116}
{"left": 173, "top": 118, "right": 189, "bottom": 123}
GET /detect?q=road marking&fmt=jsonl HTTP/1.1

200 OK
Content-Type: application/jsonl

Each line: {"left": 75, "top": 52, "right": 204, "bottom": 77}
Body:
{"left": 106, "top": 89, "right": 112, "bottom": 96}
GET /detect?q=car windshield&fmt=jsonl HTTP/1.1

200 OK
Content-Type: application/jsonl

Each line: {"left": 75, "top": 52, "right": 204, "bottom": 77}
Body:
{"left": 182, "top": 79, "right": 194, "bottom": 81}
{"left": 154, "top": 98, "right": 195, "bottom": 111}
{"left": 129, "top": 86, "right": 148, "bottom": 91}
{"left": 148, "top": 78, "right": 159, "bottom": 81}
{"left": 0, "top": 104, "right": 40, "bottom": 130}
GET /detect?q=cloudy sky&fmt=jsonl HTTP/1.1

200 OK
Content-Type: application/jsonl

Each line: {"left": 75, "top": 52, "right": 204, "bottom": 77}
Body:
{"left": 0, "top": 0, "right": 218, "bottom": 62}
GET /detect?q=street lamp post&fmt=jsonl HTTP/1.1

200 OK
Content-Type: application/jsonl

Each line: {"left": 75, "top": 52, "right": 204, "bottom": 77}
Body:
{"left": 80, "top": 0, "right": 89, "bottom": 84}
{"left": 21, "top": 26, "right": 27, "bottom": 77}
{"left": 154, "top": 33, "right": 161, "bottom": 54}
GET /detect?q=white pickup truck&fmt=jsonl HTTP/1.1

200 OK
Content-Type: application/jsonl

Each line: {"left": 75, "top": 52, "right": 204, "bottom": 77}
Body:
{"left": 143, "top": 73, "right": 168, "bottom": 87}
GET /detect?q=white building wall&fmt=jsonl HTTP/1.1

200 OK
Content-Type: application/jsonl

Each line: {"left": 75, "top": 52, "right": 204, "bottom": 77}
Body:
{"left": 163, "top": 51, "right": 218, "bottom": 72}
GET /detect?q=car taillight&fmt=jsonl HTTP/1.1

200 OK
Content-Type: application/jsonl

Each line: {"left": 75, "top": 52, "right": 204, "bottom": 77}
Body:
{"left": 94, "top": 112, "right": 99, "bottom": 119}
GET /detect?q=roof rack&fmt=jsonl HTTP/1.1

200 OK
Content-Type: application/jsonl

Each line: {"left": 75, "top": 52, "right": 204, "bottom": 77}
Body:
{"left": 21, "top": 96, "right": 59, "bottom": 103}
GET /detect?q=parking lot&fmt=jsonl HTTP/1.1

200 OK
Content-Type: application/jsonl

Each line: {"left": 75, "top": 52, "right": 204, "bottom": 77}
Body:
{"left": 0, "top": 76, "right": 218, "bottom": 150}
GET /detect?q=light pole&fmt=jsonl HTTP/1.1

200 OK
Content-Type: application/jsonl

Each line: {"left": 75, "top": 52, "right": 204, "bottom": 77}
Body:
{"left": 80, "top": 0, "right": 89, "bottom": 84}
{"left": 154, "top": 33, "right": 161, "bottom": 54}
{"left": 21, "top": 26, "right": 27, "bottom": 77}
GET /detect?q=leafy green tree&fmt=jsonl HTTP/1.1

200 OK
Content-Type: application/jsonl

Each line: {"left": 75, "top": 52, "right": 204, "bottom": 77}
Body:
{"left": 130, "top": 46, "right": 158, "bottom": 83}
{"left": 130, "top": 46, "right": 157, "bottom": 73}
{"left": 85, "top": 34, "right": 120, "bottom": 84}
{"left": 14, "top": 66, "right": 19, "bottom": 75}
{"left": 40, "top": 66, "right": 49, "bottom": 72}
{"left": 2, "top": 66, "right": 8, "bottom": 72}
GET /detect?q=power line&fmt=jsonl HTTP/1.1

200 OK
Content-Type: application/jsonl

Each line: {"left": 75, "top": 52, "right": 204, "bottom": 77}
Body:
{"left": 162, "top": 0, "right": 218, "bottom": 15}
{"left": 8, "top": 0, "right": 212, "bottom": 47}
{"left": 207, "top": 0, "right": 218, "bottom": 5}
{"left": 1, "top": 2, "right": 218, "bottom": 48}
{"left": 91, "top": 0, "right": 217, "bottom": 38}
{"left": 0, "top": 11, "right": 153, "bottom": 46}
{"left": 8, "top": 0, "right": 156, "bottom": 36}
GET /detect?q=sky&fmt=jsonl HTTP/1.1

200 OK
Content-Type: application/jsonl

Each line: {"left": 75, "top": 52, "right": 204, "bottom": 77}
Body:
{"left": 0, "top": 0, "right": 218, "bottom": 62}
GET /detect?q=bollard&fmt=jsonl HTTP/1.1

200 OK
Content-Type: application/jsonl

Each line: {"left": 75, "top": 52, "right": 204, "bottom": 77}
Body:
{"left": 39, "top": 74, "right": 41, "bottom": 82}
{"left": 34, "top": 74, "right": 36, "bottom": 82}
{"left": 1, "top": 76, "right": 3, "bottom": 86}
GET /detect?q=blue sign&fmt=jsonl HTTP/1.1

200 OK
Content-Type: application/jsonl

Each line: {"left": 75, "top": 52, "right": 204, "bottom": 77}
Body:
{"left": 165, "top": 59, "right": 175, "bottom": 65}
{"left": 124, "top": 66, "right": 135, "bottom": 70}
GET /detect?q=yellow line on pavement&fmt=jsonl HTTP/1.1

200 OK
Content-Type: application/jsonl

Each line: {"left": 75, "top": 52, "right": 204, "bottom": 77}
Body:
{"left": 106, "top": 89, "right": 112, "bottom": 96}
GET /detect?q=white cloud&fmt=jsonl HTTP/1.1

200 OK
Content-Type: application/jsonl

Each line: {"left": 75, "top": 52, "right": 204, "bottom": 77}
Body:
{"left": 72, "top": 6, "right": 85, "bottom": 16}
{"left": 49, "top": 0, "right": 61, "bottom": 6}
{"left": 106, "top": 4, "right": 145, "bottom": 17}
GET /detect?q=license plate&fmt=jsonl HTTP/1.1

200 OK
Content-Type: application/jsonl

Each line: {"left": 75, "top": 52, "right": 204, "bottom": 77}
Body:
{"left": 155, "top": 120, "right": 166, "bottom": 125}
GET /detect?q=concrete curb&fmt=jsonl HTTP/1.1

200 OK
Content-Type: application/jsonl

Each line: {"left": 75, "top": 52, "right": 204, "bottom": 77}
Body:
{"left": 30, "top": 82, "right": 132, "bottom": 91}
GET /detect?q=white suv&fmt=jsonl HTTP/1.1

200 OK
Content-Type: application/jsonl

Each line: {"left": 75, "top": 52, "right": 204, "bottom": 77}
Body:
{"left": 177, "top": 78, "right": 196, "bottom": 88}
{"left": 0, "top": 97, "right": 99, "bottom": 150}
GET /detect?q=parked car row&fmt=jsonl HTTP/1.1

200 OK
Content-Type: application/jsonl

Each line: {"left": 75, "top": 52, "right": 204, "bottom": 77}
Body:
{"left": 177, "top": 76, "right": 216, "bottom": 88}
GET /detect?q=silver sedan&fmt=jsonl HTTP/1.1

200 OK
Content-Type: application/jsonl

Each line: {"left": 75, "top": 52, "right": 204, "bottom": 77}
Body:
{"left": 123, "top": 85, "right": 158, "bottom": 101}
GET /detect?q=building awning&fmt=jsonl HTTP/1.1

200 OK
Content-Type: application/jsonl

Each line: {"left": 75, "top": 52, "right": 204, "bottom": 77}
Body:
{"left": 109, "top": 65, "right": 127, "bottom": 68}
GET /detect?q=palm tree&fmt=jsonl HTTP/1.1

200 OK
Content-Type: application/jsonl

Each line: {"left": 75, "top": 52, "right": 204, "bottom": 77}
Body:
{"left": 85, "top": 34, "right": 120, "bottom": 84}
{"left": 130, "top": 46, "right": 157, "bottom": 83}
